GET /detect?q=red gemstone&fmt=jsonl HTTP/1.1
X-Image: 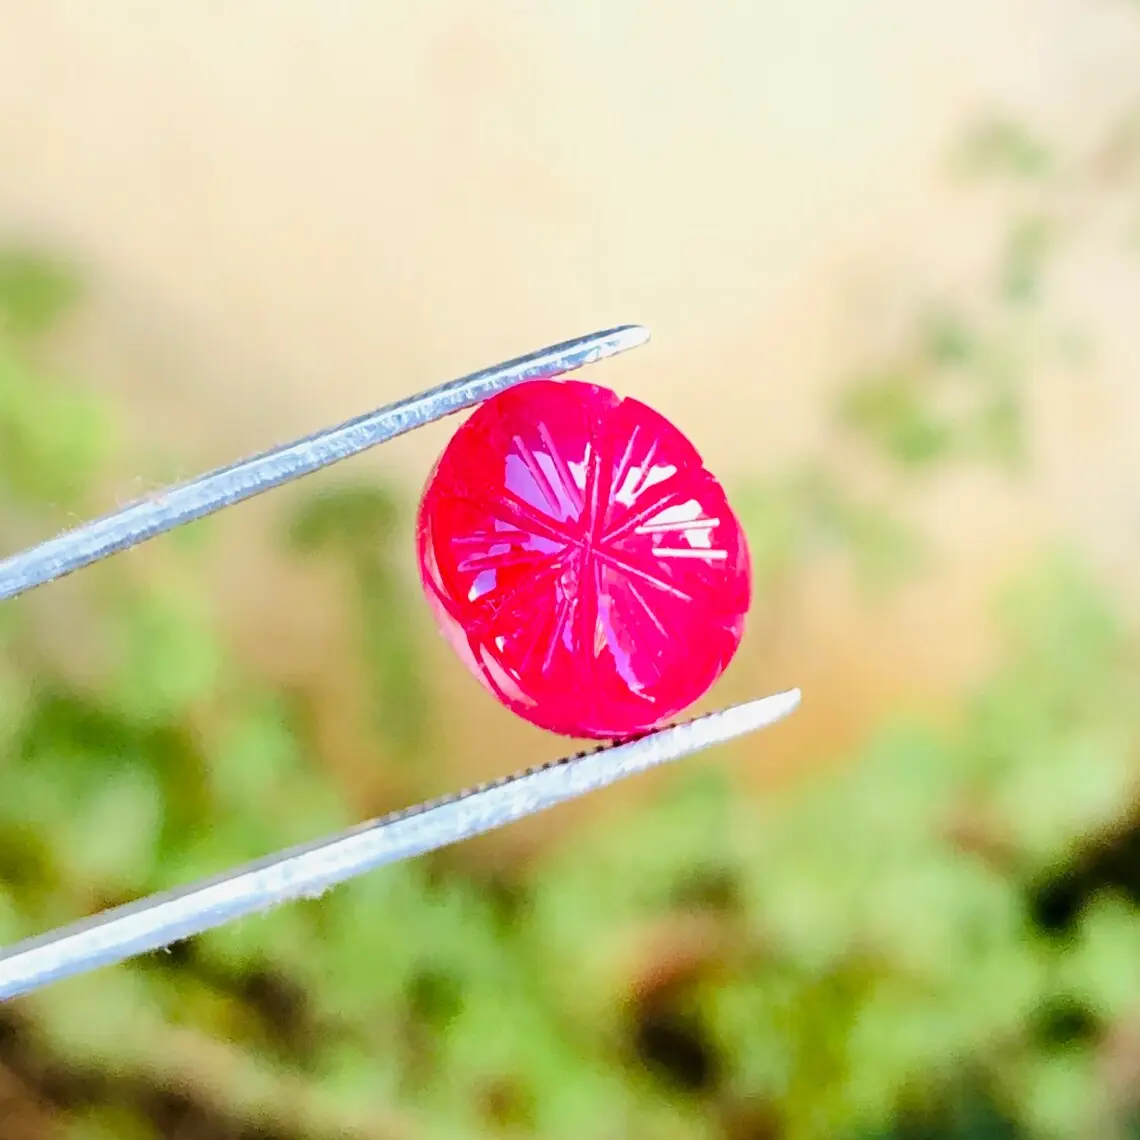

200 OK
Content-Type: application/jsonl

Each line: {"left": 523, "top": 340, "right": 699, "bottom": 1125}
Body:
{"left": 416, "top": 378, "right": 752, "bottom": 739}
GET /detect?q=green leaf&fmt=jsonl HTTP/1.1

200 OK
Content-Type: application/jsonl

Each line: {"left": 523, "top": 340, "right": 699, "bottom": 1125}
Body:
{"left": 837, "top": 368, "right": 955, "bottom": 467}
{"left": 0, "top": 248, "right": 81, "bottom": 336}
{"left": 992, "top": 729, "right": 1134, "bottom": 862}
{"left": 1000, "top": 214, "right": 1057, "bottom": 306}
{"left": 62, "top": 1108, "right": 155, "bottom": 1140}
{"left": 59, "top": 765, "right": 163, "bottom": 889}
{"left": 287, "top": 482, "right": 399, "bottom": 557}
{"left": 1008, "top": 1049, "right": 1100, "bottom": 1139}
{"left": 1065, "top": 893, "right": 1140, "bottom": 1017}
{"left": 0, "top": 341, "right": 107, "bottom": 507}
{"left": 108, "top": 589, "right": 222, "bottom": 721}
{"left": 955, "top": 117, "right": 1054, "bottom": 181}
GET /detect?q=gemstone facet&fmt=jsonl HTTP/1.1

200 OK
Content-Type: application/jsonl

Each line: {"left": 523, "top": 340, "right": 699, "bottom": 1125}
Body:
{"left": 416, "top": 378, "right": 752, "bottom": 739}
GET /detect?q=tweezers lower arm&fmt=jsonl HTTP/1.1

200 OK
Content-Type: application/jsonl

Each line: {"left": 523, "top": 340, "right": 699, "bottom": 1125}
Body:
{"left": 0, "top": 689, "right": 799, "bottom": 1001}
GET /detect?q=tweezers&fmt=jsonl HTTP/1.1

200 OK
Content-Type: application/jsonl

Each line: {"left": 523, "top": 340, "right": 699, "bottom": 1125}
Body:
{"left": 0, "top": 325, "right": 800, "bottom": 1002}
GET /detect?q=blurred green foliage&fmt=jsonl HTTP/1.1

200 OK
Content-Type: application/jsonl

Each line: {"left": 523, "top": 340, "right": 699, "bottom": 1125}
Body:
{"left": 288, "top": 484, "right": 428, "bottom": 759}
{"left": 954, "top": 118, "right": 1054, "bottom": 183}
{"left": 3, "top": 92, "right": 1140, "bottom": 1140}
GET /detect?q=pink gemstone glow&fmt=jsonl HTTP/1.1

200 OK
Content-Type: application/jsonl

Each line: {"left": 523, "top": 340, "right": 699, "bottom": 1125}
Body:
{"left": 416, "top": 378, "right": 752, "bottom": 739}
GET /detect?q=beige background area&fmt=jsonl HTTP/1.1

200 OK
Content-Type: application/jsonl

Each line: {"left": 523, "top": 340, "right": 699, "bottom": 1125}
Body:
{"left": 1, "top": 2, "right": 1139, "bottom": 811}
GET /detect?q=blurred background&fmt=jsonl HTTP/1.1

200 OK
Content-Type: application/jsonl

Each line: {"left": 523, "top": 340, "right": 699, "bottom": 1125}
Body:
{"left": 2, "top": 2, "right": 1140, "bottom": 1137}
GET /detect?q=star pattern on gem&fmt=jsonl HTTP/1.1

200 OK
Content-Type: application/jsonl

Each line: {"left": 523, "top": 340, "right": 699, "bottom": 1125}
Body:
{"left": 417, "top": 378, "right": 751, "bottom": 739}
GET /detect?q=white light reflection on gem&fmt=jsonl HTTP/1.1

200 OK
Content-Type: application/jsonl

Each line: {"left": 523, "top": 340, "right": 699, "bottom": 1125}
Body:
{"left": 614, "top": 463, "right": 677, "bottom": 507}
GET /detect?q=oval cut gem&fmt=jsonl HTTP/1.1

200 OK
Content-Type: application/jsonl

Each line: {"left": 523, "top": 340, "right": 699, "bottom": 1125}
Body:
{"left": 416, "top": 378, "right": 752, "bottom": 739}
